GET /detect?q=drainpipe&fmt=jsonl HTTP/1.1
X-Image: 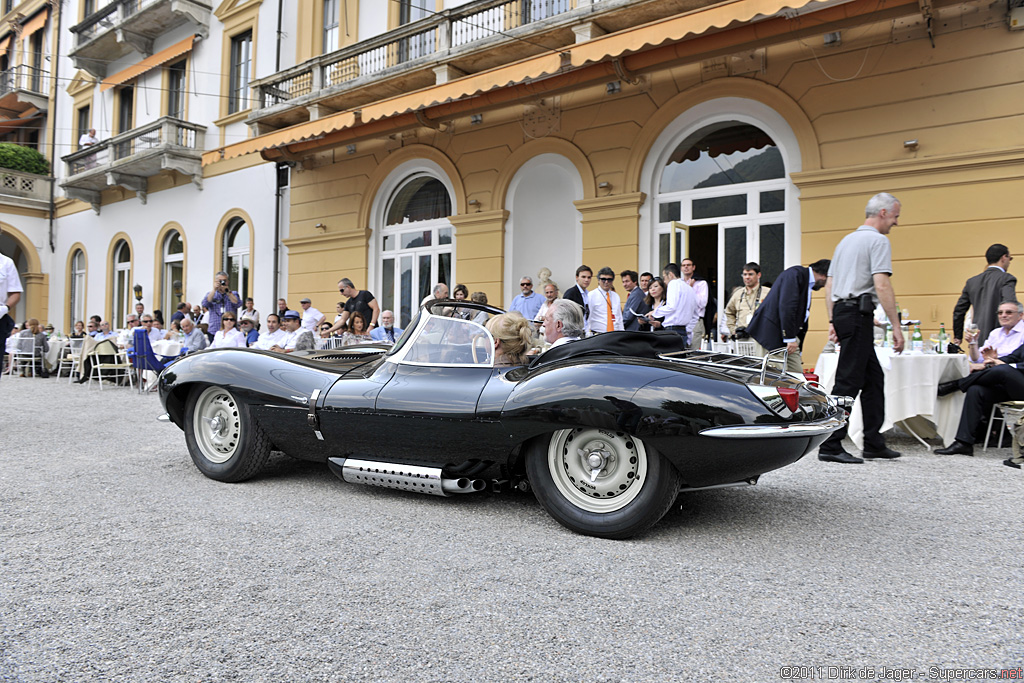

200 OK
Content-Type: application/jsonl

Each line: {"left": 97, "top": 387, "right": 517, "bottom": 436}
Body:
{"left": 47, "top": 0, "right": 61, "bottom": 253}
{"left": 275, "top": 0, "right": 282, "bottom": 71}
{"left": 272, "top": 161, "right": 287, "bottom": 306}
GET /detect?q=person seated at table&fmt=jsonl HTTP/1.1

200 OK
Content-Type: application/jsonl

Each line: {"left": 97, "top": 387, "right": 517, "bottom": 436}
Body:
{"left": 936, "top": 339, "right": 1024, "bottom": 464}
{"left": 85, "top": 320, "right": 98, "bottom": 337}
{"left": 965, "top": 301, "right": 1024, "bottom": 363}
{"left": 319, "top": 321, "right": 333, "bottom": 337}
{"left": 179, "top": 317, "right": 207, "bottom": 354}
{"left": 16, "top": 318, "right": 49, "bottom": 377}
{"left": 251, "top": 313, "right": 286, "bottom": 350}
{"left": 164, "top": 320, "right": 182, "bottom": 340}
{"left": 127, "top": 316, "right": 165, "bottom": 349}
{"left": 341, "top": 311, "right": 373, "bottom": 346}
{"left": 70, "top": 321, "right": 86, "bottom": 339}
{"left": 209, "top": 314, "right": 246, "bottom": 349}
{"left": 486, "top": 312, "right": 534, "bottom": 367}
{"left": 270, "top": 310, "right": 315, "bottom": 353}
{"left": 239, "top": 318, "right": 260, "bottom": 346}
{"left": 118, "top": 315, "right": 140, "bottom": 347}
{"left": 94, "top": 320, "right": 118, "bottom": 342}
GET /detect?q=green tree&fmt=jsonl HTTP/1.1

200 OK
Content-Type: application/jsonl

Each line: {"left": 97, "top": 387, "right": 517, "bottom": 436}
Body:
{"left": 0, "top": 143, "right": 49, "bottom": 175}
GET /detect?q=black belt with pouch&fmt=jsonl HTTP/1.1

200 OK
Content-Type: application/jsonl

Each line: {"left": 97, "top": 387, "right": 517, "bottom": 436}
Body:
{"left": 836, "top": 294, "right": 874, "bottom": 315}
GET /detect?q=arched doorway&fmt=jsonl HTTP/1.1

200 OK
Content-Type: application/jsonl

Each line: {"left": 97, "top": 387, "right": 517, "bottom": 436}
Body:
{"left": 0, "top": 230, "right": 29, "bottom": 322}
{"left": 640, "top": 98, "right": 802, "bottom": 312}
{"left": 69, "top": 248, "right": 87, "bottom": 328}
{"left": 112, "top": 239, "right": 132, "bottom": 326}
{"left": 223, "top": 219, "right": 250, "bottom": 302}
{"left": 504, "top": 153, "right": 582, "bottom": 303}
{"left": 161, "top": 230, "right": 184, "bottom": 315}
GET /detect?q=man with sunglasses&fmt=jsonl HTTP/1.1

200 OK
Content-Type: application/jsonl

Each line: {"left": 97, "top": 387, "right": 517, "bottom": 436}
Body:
{"left": 321, "top": 278, "right": 379, "bottom": 337}
{"left": 509, "top": 276, "right": 543, "bottom": 321}
{"left": 586, "top": 267, "right": 623, "bottom": 335}
{"left": 965, "top": 301, "right": 1024, "bottom": 363}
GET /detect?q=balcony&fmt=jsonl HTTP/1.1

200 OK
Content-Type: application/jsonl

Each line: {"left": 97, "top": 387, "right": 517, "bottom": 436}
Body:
{"left": 0, "top": 65, "right": 50, "bottom": 116}
{"left": 0, "top": 168, "right": 52, "bottom": 210}
{"left": 69, "top": 0, "right": 212, "bottom": 78}
{"left": 60, "top": 116, "right": 206, "bottom": 211}
{"left": 248, "top": 0, "right": 669, "bottom": 133}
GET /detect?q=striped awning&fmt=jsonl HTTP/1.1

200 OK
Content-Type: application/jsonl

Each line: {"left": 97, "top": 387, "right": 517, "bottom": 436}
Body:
{"left": 101, "top": 36, "right": 195, "bottom": 92}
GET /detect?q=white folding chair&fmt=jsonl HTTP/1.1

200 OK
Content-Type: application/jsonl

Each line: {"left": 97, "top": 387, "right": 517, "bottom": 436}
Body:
{"left": 734, "top": 341, "right": 757, "bottom": 356}
{"left": 58, "top": 338, "right": 85, "bottom": 380}
{"left": 90, "top": 349, "right": 135, "bottom": 391}
{"left": 984, "top": 401, "right": 1024, "bottom": 451}
{"left": 6, "top": 334, "right": 37, "bottom": 377}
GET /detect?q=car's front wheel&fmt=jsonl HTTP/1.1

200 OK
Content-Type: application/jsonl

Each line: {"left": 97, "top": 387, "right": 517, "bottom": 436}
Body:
{"left": 525, "top": 428, "right": 681, "bottom": 539}
{"left": 184, "top": 385, "right": 270, "bottom": 482}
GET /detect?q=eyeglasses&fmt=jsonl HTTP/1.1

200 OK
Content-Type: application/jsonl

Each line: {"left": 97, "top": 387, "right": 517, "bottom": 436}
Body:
{"left": 223, "top": 318, "right": 236, "bottom": 322}
{"left": 142, "top": 320, "right": 153, "bottom": 324}
{"left": 997, "top": 310, "right": 1017, "bottom": 315}
{"left": 598, "top": 277, "right": 614, "bottom": 282}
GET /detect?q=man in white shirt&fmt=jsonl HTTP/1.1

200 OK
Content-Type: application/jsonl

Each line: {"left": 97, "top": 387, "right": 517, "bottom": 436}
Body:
{"left": 271, "top": 310, "right": 315, "bottom": 353}
{"left": 658, "top": 263, "right": 697, "bottom": 346}
{"left": 299, "top": 298, "right": 324, "bottom": 333}
{"left": 543, "top": 299, "right": 585, "bottom": 348}
{"left": 534, "top": 283, "right": 559, "bottom": 336}
{"left": 251, "top": 313, "right": 287, "bottom": 350}
{"left": 681, "top": 258, "right": 708, "bottom": 349}
{"left": 967, "top": 301, "right": 1024, "bottom": 363}
{"left": 587, "top": 267, "right": 624, "bottom": 334}
{"left": 0, "top": 237, "right": 23, "bottom": 381}
{"left": 79, "top": 128, "right": 99, "bottom": 148}
{"left": 420, "top": 282, "right": 449, "bottom": 307}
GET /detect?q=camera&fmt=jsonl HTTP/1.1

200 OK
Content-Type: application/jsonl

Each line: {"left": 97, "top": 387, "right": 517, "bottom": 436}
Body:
{"left": 734, "top": 327, "right": 750, "bottom": 340}
{"left": 218, "top": 279, "right": 228, "bottom": 287}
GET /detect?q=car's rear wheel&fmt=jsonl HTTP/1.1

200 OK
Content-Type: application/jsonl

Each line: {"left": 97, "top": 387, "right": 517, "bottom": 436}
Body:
{"left": 184, "top": 385, "right": 270, "bottom": 482}
{"left": 525, "top": 428, "right": 681, "bottom": 539}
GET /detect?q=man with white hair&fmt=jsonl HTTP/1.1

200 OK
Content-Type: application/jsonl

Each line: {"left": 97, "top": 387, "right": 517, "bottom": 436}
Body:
{"left": 421, "top": 282, "right": 449, "bottom": 307}
{"left": 370, "top": 310, "right": 404, "bottom": 344}
{"left": 543, "top": 299, "right": 585, "bottom": 348}
{"left": 179, "top": 317, "right": 208, "bottom": 354}
{"left": 819, "top": 192, "right": 905, "bottom": 464}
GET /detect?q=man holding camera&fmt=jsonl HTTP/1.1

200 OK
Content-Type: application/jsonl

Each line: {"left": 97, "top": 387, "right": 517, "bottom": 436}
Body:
{"left": 723, "top": 262, "right": 769, "bottom": 342}
{"left": 202, "top": 271, "right": 241, "bottom": 341}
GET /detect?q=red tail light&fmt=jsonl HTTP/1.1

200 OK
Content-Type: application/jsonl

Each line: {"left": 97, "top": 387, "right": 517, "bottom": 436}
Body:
{"left": 778, "top": 387, "right": 800, "bottom": 412}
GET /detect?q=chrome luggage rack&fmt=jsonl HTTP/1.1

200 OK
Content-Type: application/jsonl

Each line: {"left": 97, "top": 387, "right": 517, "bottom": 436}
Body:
{"left": 660, "top": 347, "right": 791, "bottom": 384}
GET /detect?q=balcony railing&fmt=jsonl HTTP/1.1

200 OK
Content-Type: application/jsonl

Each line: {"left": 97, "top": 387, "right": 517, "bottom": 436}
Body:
{"left": 69, "top": 0, "right": 212, "bottom": 77}
{"left": 253, "top": 0, "right": 577, "bottom": 110}
{"left": 64, "top": 116, "right": 205, "bottom": 177}
{"left": 0, "top": 168, "right": 52, "bottom": 205}
{"left": 0, "top": 64, "right": 50, "bottom": 98}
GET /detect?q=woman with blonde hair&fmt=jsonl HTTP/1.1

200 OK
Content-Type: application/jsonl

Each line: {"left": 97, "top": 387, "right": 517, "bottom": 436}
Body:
{"left": 485, "top": 312, "right": 534, "bottom": 367}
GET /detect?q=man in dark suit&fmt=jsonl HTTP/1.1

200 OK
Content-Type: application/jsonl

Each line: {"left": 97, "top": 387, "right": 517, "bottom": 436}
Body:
{"left": 563, "top": 265, "right": 592, "bottom": 328}
{"left": 746, "top": 259, "right": 830, "bottom": 374}
{"left": 952, "top": 244, "right": 1016, "bottom": 346}
{"left": 935, "top": 341, "right": 1024, "bottom": 466}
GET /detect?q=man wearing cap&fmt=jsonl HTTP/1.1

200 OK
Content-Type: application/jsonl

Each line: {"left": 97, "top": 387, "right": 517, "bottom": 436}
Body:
{"left": 299, "top": 298, "right": 324, "bottom": 333}
{"left": 270, "top": 310, "right": 315, "bottom": 353}
{"left": 239, "top": 318, "right": 260, "bottom": 346}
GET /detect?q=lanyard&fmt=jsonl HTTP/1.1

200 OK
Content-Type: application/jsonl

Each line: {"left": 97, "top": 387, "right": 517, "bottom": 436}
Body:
{"left": 742, "top": 286, "right": 763, "bottom": 310}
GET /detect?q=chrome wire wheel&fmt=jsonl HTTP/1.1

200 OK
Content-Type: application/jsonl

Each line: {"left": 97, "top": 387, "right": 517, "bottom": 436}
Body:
{"left": 547, "top": 428, "right": 648, "bottom": 514}
{"left": 193, "top": 386, "right": 242, "bottom": 464}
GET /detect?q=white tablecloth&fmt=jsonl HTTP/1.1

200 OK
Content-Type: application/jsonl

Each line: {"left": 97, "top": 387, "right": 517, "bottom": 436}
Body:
{"left": 814, "top": 348, "right": 969, "bottom": 448}
{"left": 151, "top": 340, "right": 183, "bottom": 357}
{"left": 44, "top": 338, "right": 68, "bottom": 370}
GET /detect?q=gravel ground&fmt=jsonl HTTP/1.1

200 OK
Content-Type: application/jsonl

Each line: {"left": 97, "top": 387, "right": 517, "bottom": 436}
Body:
{"left": 1, "top": 377, "right": 1022, "bottom": 682}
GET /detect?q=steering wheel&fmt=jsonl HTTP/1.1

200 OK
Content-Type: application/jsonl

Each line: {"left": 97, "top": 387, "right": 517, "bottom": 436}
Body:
{"left": 471, "top": 334, "right": 490, "bottom": 364}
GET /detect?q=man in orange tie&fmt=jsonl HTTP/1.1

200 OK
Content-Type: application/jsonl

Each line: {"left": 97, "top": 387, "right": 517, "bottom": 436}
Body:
{"left": 587, "top": 267, "right": 624, "bottom": 335}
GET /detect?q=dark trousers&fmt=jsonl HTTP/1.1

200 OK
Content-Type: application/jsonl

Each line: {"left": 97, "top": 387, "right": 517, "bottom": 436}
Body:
{"left": 953, "top": 364, "right": 1024, "bottom": 444}
{"left": 665, "top": 325, "right": 689, "bottom": 347}
{"left": 0, "top": 314, "right": 12, "bottom": 377}
{"left": 820, "top": 302, "right": 886, "bottom": 452}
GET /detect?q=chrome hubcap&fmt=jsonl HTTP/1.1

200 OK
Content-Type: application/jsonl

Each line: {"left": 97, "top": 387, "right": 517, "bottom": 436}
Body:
{"left": 548, "top": 429, "right": 648, "bottom": 514}
{"left": 194, "top": 387, "right": 241, "bottom": 464}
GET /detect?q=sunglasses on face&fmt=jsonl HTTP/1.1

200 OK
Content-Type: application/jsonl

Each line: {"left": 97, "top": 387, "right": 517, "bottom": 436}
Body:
{"left": 599, "top": 277, "right": 614, "bottom": 282}
{"left": 223, "top": 318, "right": 236, "bottom": 321}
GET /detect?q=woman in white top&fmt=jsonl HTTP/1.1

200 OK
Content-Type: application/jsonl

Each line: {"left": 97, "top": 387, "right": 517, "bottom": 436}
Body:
{"left": 209, "top": 314, "right": 246, "bottom": 348}
{"left": 643, "top": 277, "right": 667, "bottom": 330}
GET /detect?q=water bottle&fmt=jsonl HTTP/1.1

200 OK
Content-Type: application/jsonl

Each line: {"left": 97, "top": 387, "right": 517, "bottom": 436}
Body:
{"left": 912, "top": 325, "right": 924, "bottom": 353}
{"left": 936, "top": 323, "right": 948, "bottom": 354}
{"left": 884, "top": 323, "right": 893, "bottom": 348}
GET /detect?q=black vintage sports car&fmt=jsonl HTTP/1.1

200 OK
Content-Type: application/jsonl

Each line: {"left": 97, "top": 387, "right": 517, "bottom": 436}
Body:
{"left": 158, "top": 301, "right": 846, "bottom": 539}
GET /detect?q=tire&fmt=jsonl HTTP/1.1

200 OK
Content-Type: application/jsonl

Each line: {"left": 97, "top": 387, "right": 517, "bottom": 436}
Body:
{"left": 183, "top": 385, "right": 271, "bottom": 482}
{"left": 525, "top": 428, "right": 681, "bottom": 539}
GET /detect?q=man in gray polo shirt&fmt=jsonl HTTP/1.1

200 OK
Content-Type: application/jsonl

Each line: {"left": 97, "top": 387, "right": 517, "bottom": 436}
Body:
{"left": 818, "top": 192, "right": 906, "bottom": 463}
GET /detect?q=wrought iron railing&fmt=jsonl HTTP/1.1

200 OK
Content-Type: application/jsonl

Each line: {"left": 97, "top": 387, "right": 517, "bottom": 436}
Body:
{"left": 0, "top": 64, "right": 50, "bottom": 96}
{"left": 0, "top": 168, "right": 52, "bottom": 202}
{"left": 70, "top": 0, "right": 209, "bottom": 47}
{"left": 254, "top": 0, "right": 581, "bottom": 109}
{"left": 63, "top": 116, "right": 206, "bottom": 176}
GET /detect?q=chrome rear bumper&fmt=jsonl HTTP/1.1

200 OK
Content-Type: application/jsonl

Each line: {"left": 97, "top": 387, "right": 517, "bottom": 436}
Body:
{"left": 699, "top": 414, "right": 846, "bottom": 439}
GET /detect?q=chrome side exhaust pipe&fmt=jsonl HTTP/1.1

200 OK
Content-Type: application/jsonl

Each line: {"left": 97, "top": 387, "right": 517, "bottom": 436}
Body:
{"left": 328, "top": 457, "right": 486, "bottom": 498}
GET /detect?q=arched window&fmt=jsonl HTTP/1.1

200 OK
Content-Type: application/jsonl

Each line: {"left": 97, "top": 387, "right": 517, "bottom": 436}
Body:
{"left": 162, "top": 230, "right": 184, "bottom": 315}
{"left": 112, "top": 240, "right": 131, "bottom": 326}
{"left": 223, "top": 219, "right": 250, "bottom": 301}
{"left": 380, "top": 174, "right": 453, "bottom": 327}
{"left": 69, "top": 249, "right": 86, "bottom": 327}
{"left": 656, "top": 121, "right": 788, "bottom": 302}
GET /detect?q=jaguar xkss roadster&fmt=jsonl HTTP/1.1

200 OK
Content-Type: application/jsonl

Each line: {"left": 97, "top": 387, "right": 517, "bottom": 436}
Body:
{"left": 158, "top": 301, "right": 846, "bottom": 538}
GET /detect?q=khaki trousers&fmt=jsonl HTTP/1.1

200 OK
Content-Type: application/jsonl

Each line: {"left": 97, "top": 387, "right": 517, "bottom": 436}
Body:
{"left": 753, "top": 340, "right": 804, "bottom": 375}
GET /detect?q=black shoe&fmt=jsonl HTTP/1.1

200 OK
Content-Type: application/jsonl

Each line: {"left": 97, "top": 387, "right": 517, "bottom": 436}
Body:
{"left": 863, "top": 447, "right": 901, "bottom": 459}
{"left": 818, "top": 450, "right": 864, "bottom": 464}
{"left": 76, "top": 376, "right": 89, "bottom": 384}
{"left": 935, "top": 440, "right": 974, "bottom": 456}
{"left": 1004, "top": 459, "right": 1022, "bottom": 469}
{"left": 937, "top": 380, "right": 960, "bottom": 397}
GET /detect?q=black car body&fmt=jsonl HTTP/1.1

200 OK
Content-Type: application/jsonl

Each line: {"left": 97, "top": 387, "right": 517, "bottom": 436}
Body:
{"left": 159, "top": 301, "right": 845, "bottom": 538}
